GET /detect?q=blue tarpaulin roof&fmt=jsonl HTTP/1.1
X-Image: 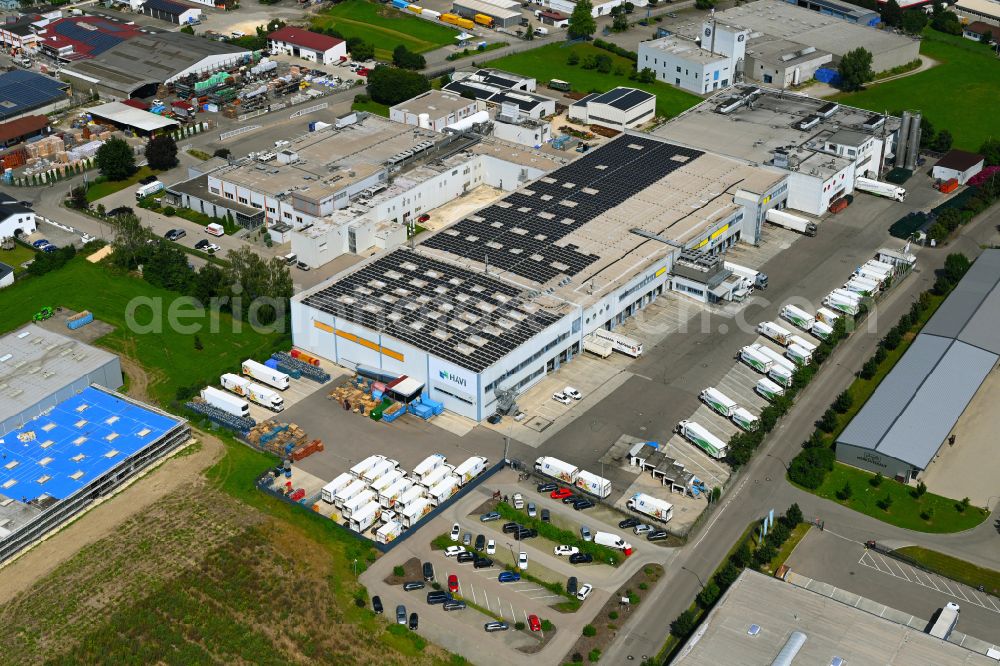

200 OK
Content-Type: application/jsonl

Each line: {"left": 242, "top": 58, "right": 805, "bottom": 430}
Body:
{"left": 0, "top": 386, "right": 180, "bottom": 502}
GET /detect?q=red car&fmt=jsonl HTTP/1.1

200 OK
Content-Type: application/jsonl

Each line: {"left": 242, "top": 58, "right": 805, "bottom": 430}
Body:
{"left": 527, "top": 614, "right": 541, "bottom": 632}
{"left": 448, "top": 574, "right": 459, "bottom": 594}
{"left": 417, "top": 213, "right": 430, "bottom": 223}
{"left": 550, "top": 487, "right": 572, "bottom": 500}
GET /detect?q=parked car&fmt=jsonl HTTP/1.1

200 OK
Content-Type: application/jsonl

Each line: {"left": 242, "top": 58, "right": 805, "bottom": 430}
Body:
{"left": 573, "top": 498, "right": 595, "bottom": 511}
{"left": 561, "top": 494, "right": 579, "bottom": 505}
{"left": 484, "top": 621, "right": 509, "bottom": 632}
{"left": 498, "top": 571, "right": 521, "bottom": 583}
{"left": 552, "top": 392, "right": 572, "bottom": 405}
{"left": 551, "top": 488, "right": 573, "bottom": 500}
{"left": 619, "top": 517, "right": 640, "bottom": 529}
{"left": 426, "top": 591, "right": 450, "bottom": 605}
{"left": 296, "top": 261, "right": 311, "bottom": 271}
{"left": 444, "top": 546, "right": 466, "bottom": 557}
{"left": 473, "top": 557, "right": 493, "bottom": 569}
{"left": 580, "top": 526, "right": 593, "bottom": 541}
{"left": 403, "top": 581, "right": 425, "bottom": 591}
{"left": 577, "top": 583, "right": 593, "bottom": 601}
{"left": 647, "top": 530, "right": 669, "bottom": 542}
{"left": 450, "top": 523, "right": 461, "bottom": 541}
{"left": 563, "top": 386, "right": 582, "bottom": 400}
{"left": 463, "top": 532, "right": 472, "bottom": 547}
{"left": 518, "top": 551, "right": 528, "bottom": 570}
{"left": 480, "top": 511, "right": 501, "bottom": 522}
{"left": 164, "top": 228, "right": 185, "bottom": 241}
{"left": 541, "top": 509, "right": 550, "bottom": 522}
{"left": 567, "top": 576, "right": 578, "bottom": 596}
{"left": 633, "top": 524, "right": 652, "bottom": 535}
{"left": 139, "top": 174, "right": 158, "bottom": 184}
{"left": 527, "top": 503, "right": 537, "bottom": 518}
{"left": 448, "top": 574, "right": 459, "bottom": 594}
{"left": 487, "top": 412, "right": 502, "bottom": 424}
{"left": 502, "top": 522, "right": 521, "bottom": 534}
{"left": 537, "top": 482, "right": 557, "bottom": 493}
{"left": 372, "top": 595, "right": 383, "bottom": 614}
{"left": 554, "top": 545, "right": 580, "bottom": 557}
{"left": 423, "top": 561, "right": 435, "bottom": 581}
{"left": 512, "top": 493, "right": 524, "bottom": 509}
{"left": 396, "top": 605, "right": 407, "bottom": 625}
{"left": 475, "top": 534, "right": 485, "bottom": 551}
{"left": 569, "top": 553, "right": 594, "bottom": 565}
{"left": 486, "top": 539, "right": 496, "bottom": 555}
{"left": 456, "top": 551, "right": 475, "bottom": 564}
{"left": 408, "top": 612, "right": 418, "bottom": 630}
{"left": 41, "top": 244, "right": 58, "bottom": 253}
{"left": 31, "top": 239, "right": 50, "bottom": 248}
{"left": 528, "top": 614, "right": 541, "bottom": 632}
{"left": 515, "top": 528, "right": 538, "bottom": 540}
{"left": 194, "top": 239, "right": 211, "bottom": 250}
{"left": 443, "top": 600, "right": 467, "bottom": 611}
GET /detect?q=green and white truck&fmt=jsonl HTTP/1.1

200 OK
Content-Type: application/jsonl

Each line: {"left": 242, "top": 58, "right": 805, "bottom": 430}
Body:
{"left": 780, "top": 304, "right": 815, "bottom": 331}
{"left": 755, "top": 377, "right": 785, "bottom": 401}
{"left": 676, "top": 420, "right": 727, "bottom": 459}
{"left": 700, "top": 387, "right": 737, "bottom": 418}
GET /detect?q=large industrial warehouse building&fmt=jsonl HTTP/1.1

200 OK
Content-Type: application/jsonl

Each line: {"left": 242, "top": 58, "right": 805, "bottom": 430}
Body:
{"left": 0, "top": 325, "right": 123, "bottom": 437}
{"left": 837, "top": 250, "right": 1000, "bottom": 480}
{"left": 292, "top": 134, "right": 787, "bottom": 421}
{"left": 0, "top": 385, "right": 189, "bottom": 563}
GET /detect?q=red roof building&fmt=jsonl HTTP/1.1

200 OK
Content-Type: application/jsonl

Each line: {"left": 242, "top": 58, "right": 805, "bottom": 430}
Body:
{"left": 36, "top": 17, "right": 143, "bottom": 62}
{"left": 268, "top": 26, "right": 347, "bottom": 66}
{"left": 0, "top": 114, "right": 48, "bottom": 148}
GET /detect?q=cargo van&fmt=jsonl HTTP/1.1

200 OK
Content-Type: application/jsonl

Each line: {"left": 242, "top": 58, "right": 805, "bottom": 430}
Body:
{"left": 206, "top": 223, "right": 225, "bottom": 236}
{"left": 283, "top": 252, "right": 297, "bottom": 265}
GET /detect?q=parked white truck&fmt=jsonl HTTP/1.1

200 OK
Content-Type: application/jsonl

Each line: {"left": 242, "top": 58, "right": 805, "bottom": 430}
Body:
{"left": 676, "top": 420, "right": 728, "bottom": 459}
{"left": 756, "top": 377, "right": 785, "bottom": 401}
{"left": 724, "top": 261, "right": 768, "bottom": 289}
{"left": 929, "top": 602, "right": 960, "bottom": 640}
{"left": 731, "top": 407, "right": 759, "bottom": 432}
{"left": 427, "top": 475, "right": 461, "bottom": 506}
{"left": 583, "top": 334, "right": 614, "bottom": 358}
{"left": 413, "top": 453, "right": 447, "bottom": 482}
{"left": 200, "top": 386, "right": 249, "bottom": 418}
{"left": 765, "top": 208, "right": 817, "bottom": 236}
{"left": 401, "top": 497, "right": 433, "bottom": 528}
{"left": 534, "top": 456, "right": 580, "bottom": 484}
{"left": 453, "top": 456, "right": 489, "bottom": 485}
{"left": 221, "top": 373, "right": 285, "bottom": 411}
{"left": 855, "top": 176, "right": 906, "bottom": 202}
{"left": 627, "top": 492, "right": 673, "bottom": 523}
{"left": 780, "top": 304, "right": 815, "bottom": 331}
{"left": 334, "top": 479, "right": 368, "bottom": 508}
{"left": 343, "top": 489, "right": 377, "bottom": 519}
{"left": 375, "top": 520, "right": 403, "bottom": 544}
{"left": 758, "top": 321, "right": 793, "bottom": 346}
{"left": 321, "top": 472, "right": 354, "bottom": 504}
{"left": 135, "top": 180, "right": 164, "bottom": 200}
{"left": 575, "top": 470, "right": 612, "bottom": 498}
{"left": 592, "top": 328, "right": 643, "bottom": 357}
{"left": 739, "top": 345, "right": 774, "bottom": 374}
{"left": 593, "top": 531, "right": 633, "bottom": 553}
{"left": 242, "top": 359, "right": 289, "bottom": 390}
{"left": 700, "top": 387, "right": 737, "bottom": 418}
{"left": 349, "top": 500, "right": 382, "bottom": 532}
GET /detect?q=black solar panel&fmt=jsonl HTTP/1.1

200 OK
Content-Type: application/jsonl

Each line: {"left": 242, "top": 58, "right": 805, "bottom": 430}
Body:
{"left": 55, "top": 22, "right": 125, "bottom": 55}
{"left": 0, "top": 72, "right": 70, "bottom": 121}
{"left": 608, "top": 89, "right": 654, "bottom": 111}
{"left": 422, "top": 135, "right": 703, "bottom": 284}
{"left": 301, "top": 249, "right": 562, "bottom": 373}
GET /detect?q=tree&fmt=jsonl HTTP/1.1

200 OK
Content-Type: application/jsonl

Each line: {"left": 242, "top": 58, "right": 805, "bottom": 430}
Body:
{"left": 191, "top": 263, "right": 228, "bottom": 305}
{"left": 366, "top": 66, "right": 430, "bottom": 105}
{"left": 568, "top": 0, "right": 596, "bottom": 40}
{"left": 68, "top": 185, "right": 89, "bottom": 210}
{"left": 696, "top": 581, "right": 721, "bottom": 608}
{"left": 817, "top": 408, "right": 838, "bottom": 433}
{"left": 695, "top": 0, "right": 715, "bottom": 9}
{"left": 525, "top": 21, "right": 534, "bottom": 40}
{"left": 837, "top": 47, "right": 874, "bottom": 92}
{"left": 95, "top": 136, "right": 136, "bottom": 181}
{"left": 145, "top": 134, "right": 178, "bottom": 171}
{"left": 833, "top": 390, "right": 853, "bottom": 413}
{"left": 225, "top": 246, "right": 293, "bottom": 325}
{"left": 392, "top": 45, "right": 426, "bottom": 70}
{"left": 980, "top": 29, "right": 993, "bottom": 45}
{"left": 347, "top": 38, "right": 375, "bottom": 61}
{"left": 900, "top": 9, "right": 927, "bottom": 33}
{"left": 612, "top": 11, "right": 629, "bottom": 32}
{"left": 860, "top": 358, "right": 878, "bottom": 380}
{"left": 213, "top": 148, "right": 232, "bottom": 159}
{"left": 870, "top": 471, "right": 884, "bottom": 487}
{"left": 143, "top": 242, "right": 192, "bottom": 293}
{"left": 913, "top": 481, "right": 928, "bottom": 498}
{"left": 944, "top": 253, "right": 971, "bottom": 283}
{"left": 179, "top": 24, "right": 194, "bottom": 34}
{"left": 637, "top": 67, "right": 655, "bottom": 83}
{"left": 931, "top": 9, "right": 962, "bottom": 35}
{"left": 670, "top": 609, "right": 698, "bottom": 637}
{"left": 835, "top": 481, "right": 853, "bottom": 500}
{"left": 932, "top": 129, "right": 953, "bottom": 152}
{"left": 715, "top": 562, "right": 741, "bottom": 589}
{"left": 595, "top": 53, "right": 613, "bottom": 73}
{"left": 785, "top": 503, "right": 803, "bottom": 526}
{"left": 109, "top": 213, "right": 153, "bottom": 270}
{"left": 880, "top": 0, "right": 903, "bottom": 26}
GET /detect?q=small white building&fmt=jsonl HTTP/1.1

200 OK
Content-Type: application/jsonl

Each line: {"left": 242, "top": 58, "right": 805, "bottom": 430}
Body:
{"left": 540, "top": 0, "right": 643, "bottom": 17}
{"left": 638, "top": 22, "right": 748, "bottom": 94}
{"left": 268, "top": 26, "right": 347, "bottom": 66}
{"left": 493, "top": 111, "right": 551, "bottom": 147}
{"left": 390, "top": 90, "right": 479, "bottom": 132}
{"left": 932, "top": 150, "right": 985, "bottom": 185}
{"left": 0, "top": 201, "right": 36, "bottom": 240}
{"left": 0, "top": 262, "right": 13, "bottom": 289}
{"left": 568, "top": 87, "right": 656, "bottom": 130}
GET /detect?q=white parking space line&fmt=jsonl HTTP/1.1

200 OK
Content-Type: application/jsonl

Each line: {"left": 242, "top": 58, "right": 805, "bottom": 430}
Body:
{"left": 509, "top": 601, "right": 516, "bottom": 619}
{"left": 498, "top": 596, "right": 504, "bottom": 617}
{"left": 858, "top": 550, "right": 1000, "bottom": 614}
{"left": 529, "top": 594, "right": 561, "bottom": 600}
{"left": 471, "top": 585, "right": 479, "bottom": 605}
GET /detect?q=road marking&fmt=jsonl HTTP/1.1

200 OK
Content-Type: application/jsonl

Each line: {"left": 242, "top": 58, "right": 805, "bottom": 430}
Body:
{"left": 528, "top": 594, "right": 561, "bottom": 600}
{"left": 509, "top": 601, "right": 516, "bottom": 618}
{"left": 471, "top": 585, "right": 478, "bottom": 605}
{"left": 483, "top": 588, "right": 490, "bottom": 611}
{"left": 498, "top": 596, "right": 504, "bottom": 617}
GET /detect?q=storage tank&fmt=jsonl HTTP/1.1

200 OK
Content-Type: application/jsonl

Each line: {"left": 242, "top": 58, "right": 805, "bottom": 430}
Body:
{"left": 895, "top": 110, "right": 910, "bottom": 169}
{"left": 905, "top": 112, "right": 921, "bottom": 171}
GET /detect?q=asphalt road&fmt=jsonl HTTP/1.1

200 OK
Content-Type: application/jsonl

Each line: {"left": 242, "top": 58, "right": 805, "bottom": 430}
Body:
{"left": 599, "top": 201, "right": 1000, "bottom": 663}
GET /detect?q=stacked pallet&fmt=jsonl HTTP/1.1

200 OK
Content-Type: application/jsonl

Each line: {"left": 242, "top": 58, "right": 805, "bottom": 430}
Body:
{"left": 290, "top": 438, "right": 324, "bottom": 461}
{"left": 246, "top": 420, "right": 308, "bottom": 457}
{"left": 327, "top": 382, "right": 380, "bottom": 413}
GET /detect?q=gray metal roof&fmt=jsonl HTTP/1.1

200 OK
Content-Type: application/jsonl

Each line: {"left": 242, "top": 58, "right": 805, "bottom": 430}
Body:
{"left": 837, "top": 250, "right": 1000, "bottom": 469}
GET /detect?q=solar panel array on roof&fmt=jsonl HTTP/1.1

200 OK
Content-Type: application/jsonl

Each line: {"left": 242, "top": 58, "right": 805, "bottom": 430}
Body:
{"left": 0, "top": 386, "right": 181, "bottom": 502}
{"left": 474, "top": 69, "right": 521, "bottom": 88}
{"left": 592, "top": 87, "right": 654, "bottom": 111}
{"left": 0, "top": 71, "right": 69, "bottom": 122}
{"left": 301, "top": 248, "right": 562, "bottom": 372}
{"left": 422, "top": 135, "right": 703, "bottom": 284}
{"left": 54, "top": 21, "right": 125, "bottom": 55}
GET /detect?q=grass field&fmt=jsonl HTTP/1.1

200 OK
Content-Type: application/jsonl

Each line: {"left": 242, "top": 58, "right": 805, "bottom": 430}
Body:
{"left": 0, "top": 259, "right": 283, "bottom": 405}
{"left": 312, "top": 0, "right": 458, "bottom": 60}
{"left": 834, "top": 30, "right": 1000, "bottom": 151}
{"left": 811, "top": 464, "right": 988, "bottom": 533}
{"left": 352, "top": 97, "right": 390, "bottom": 117}
{"left": 488, "top": 43, "right": 701, "bottom": 120}
{"left": 0, "top": 242, "right": 36, "bottom": 273}
{"left": 87, "top": 166, "right": 160, "bottom": 202}
{"left": 894, "top": 546, "right": 1000, "bottom": 597}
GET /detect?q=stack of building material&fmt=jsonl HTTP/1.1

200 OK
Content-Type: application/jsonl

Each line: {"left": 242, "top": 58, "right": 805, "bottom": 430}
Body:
{"left": 245, "top": 419, "right": 308, "bottom": 457}
{"left": 290, "top": 438, "right": 324, "bottom": 461}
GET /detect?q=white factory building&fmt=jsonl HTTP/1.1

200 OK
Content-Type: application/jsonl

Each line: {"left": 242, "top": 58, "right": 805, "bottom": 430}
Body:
{"left": 292, "top": 134, "right": 787, "bottom": 421}
{"left": 389, "top": 90, "right": 479, "bottom": 132}
{"left": 638, "top": 22, "right": 748, "bottom": 94}
{"left": 568, "top": 87, "right": 656, "bottom": 129}
{"left": 267, "top": 26, "right": 347, "bottom": 66}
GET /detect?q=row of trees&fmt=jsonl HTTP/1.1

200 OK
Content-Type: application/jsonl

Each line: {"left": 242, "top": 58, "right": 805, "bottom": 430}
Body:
{"left": 788, "top": 254, "right": 971, "bottom": 489}
{"left": 94, "top": 134, "right": 178, "bottom": 182}
{"left": 669, "top": 504, "right": 804, "bottom": 640}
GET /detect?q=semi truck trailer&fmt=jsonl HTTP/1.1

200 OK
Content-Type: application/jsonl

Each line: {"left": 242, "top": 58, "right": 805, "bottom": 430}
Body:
{"left": 379, "top": 477, "right": 413, "bottom": 509}
{"left": 242, "top": 359, "right": 289, "bottom": 390}
{"left": 786, "top": 343, "right": 813, "bottom": 366}
{"left": 788, "top": 335, "right": 817, "bottom": 353}
{"left": 855, "top": 177, "right": 906, "bottom": 202}
{"left": 755, "top": 344, "right": 797, "bottom": 373}
{"left": 811, "top": 320, "right": 834, "bottom": 340}
{"left": 700, "top": 387, "right": 738, "bottom": 418}
{"left": 453, "top": 456, "right": 489, "bottom": 485}
{"left": 200, "top": 386, "right": 249, "bottom": 418}
{"left": 583, "top": 335, "right": 614, "bottom": 358}
{"left": 756, "top": 377, "right": 785, "bottom": 401}
{"left": 626, "top": 492, "right": 673, "bottom": 523}
{"left": 724, "top": 261, "right": 768, "bottom": 289}
{"left": 758, "top": 321, "right": 793, "bottom": 346}
{"left": 739, "top": 345, "right": 773, "bottom": 374}
{"left": 221, "top": 373, "right": 285, "bottom": 411}
{"left": 334, "top": 479, "right": 368, "bottom": 508}
{"left": 427, "top": 475, "right": 460, "bottom": 506}
{"left": 824, "top": 293, "right": 861, "bottom": 316}
{"left": 676, "top": 420, "right": 728, "bottom": 459}
{"left": 575, "top": 470, "right": 612, "bottom": 498}
{"left": 534, "top": 456, "right": 580, "bottom": 484}
{"left": 731, "top": 407, "right": 759, "bottom": 432}
{"left": 321, "top": 472, "right": 354, "bottom": 503}
{"left": 768, "top": 364, "right": 794, "bottom": 388}
{"left": 592, "top": 328, "right": 643, "bottom": 357}
{"left": 844, "top": 276, "right": 879, "bottom": 296}
{"left": 343, "top": 489, "right": 377, "bottom": 518}
{"left": 765, "top": 208, "right": 817, "bottom": 236}
{"left": 780, "top": 304, "right": 815, "bottom": 331}
{"left": 816, "top": 307, "right": 841, "bottom": 325}
{"left": 928, "top": 602, "right": 960, "bottom": 640}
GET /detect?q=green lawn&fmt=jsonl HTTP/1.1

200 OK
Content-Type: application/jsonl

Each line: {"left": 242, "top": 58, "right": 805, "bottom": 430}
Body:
{"left": 894, "top": 546, "right": 1000, "bottom": 597}
{"left": 87, "top": 166, "right": 161, "bottom": 202}
{"left": 488, "top": 43, "right": 701, "bottom": 120}
{"left": 0, "top": 259, "right": 283, "bottom": 405}
{"left": 834, "top": 30, "right": 1000, "bottom": 151}
{"left": 352, "top": 98, "right": 390, "bottom": 117}
{"left": 812, "top": 464, "right": 988, "bottom": 533}
{"left": 0, "top": 242, "right": 37, "bottom": 273}
{"left": 311, "top": 0, "right": 458, "bottom": 60}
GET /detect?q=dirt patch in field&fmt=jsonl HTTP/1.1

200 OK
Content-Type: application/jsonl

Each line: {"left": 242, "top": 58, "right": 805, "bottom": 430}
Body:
{"left": 384, "top": 557, "right": 423, "bottom": 585}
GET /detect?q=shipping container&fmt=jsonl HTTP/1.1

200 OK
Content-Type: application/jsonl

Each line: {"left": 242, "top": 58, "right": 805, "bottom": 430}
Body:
{"left": 533, "top": 456, "right": 580, "bottom": 484}
{"left": 321, "top": 472, "right": 354, "bottom": 503}
{"left": 350, "top": 454, "right": 386, "bottom": 480}
{"left": 413, "top": 453, "right": 447, "bottom": 481}
{"left": 135, "top": 180, "right": 164, "bottom": 200}
{"left": 349, "top": 500, "right": 382, "bottom": 532}
{"left": 427, "top": 475, "right": 460, "bottom": 506}
{"left": 334, "top": 478, "right": 368, "bottom": 507}
{"left": 574, "top": 470, "right": 611, "bottom": 498}
{"left": 419, "top": 463, "right": 455, "bottom": 489}
{"left": 583, "top": 334, "right": 614, "bottom": 358}
{"left": 453, "top": 456, "right": 489, "bottom": 485}
{"left": 375, "top": 520, "right": 403, "bottom": 544}
{"left": 370, "top": 468, "right": 405, "bottom": 494}
{"left": 401, "top": 497, "right": 432, "bottom": 527}
{"left": 379, "top": 477, "right": 414, "bottom": 508}
{"left": 626, "top": 492, "right": 673, "bottom": 523}
{"left": 474, "top": 12, "right": 494, "bottom": 26}
{"left": 700, "top": 387, "right": 737, "bottom": 418}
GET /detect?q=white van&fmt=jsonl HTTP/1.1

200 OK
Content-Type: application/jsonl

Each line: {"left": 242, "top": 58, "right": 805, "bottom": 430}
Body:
{"left": 283, "top": 252, "right": 297, "bottom": 265}
{"left": 206, "top": 223, "right": 225, "bottom": 237}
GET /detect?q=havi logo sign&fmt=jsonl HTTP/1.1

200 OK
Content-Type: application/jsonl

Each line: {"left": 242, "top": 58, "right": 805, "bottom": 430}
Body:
{"left": 439, "top": 369, "right": 467, "bottom": 387}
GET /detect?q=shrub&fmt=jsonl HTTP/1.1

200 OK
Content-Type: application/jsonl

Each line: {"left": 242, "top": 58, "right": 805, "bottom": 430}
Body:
{"left": 671, "top": 609, "right": 699, "bottom": 638}
{"left": 583, "top": 624, "right": 597, "bottom": 637}
{"left": 876, "top": 493, "right": 893, "bottom": 511}
{"left": 835, "top": 481, "right": 853, "bottom": 500}
{"left": 859, "top": 358, "right": 878, "bottom": 380}
{"left": 786, "top": 503, "right": 803, "bottom": 526}
{"left": 833, "top": 391, "right": 853, "bottom": 413}
{"left": 638, "top": 582, "right": 648, "bottom": 590}
{"left": 715, "top": 562, "right": 741, "bottom": 589}
{"left": 912, "top": 481, "right": 927, "bottom": 499}
{"left": 567, "top": 51, "right": 580, "bottom": 65}
{"left": 696, "top": 581, "right": 721, "bottom": 608}
{"left": 588, "top": 649, "right": 601, "bottom": 663}
{"left": 957, "top": 496, "right": 970, "bottom": 513}
{"left": 162, "top": 206, "right": 176, "bottom": 217}
{"left": 608, "top": 611, "right": 619, "bottom": 620}
{"left": 572, "top": 654, "right": 584, "bottom": 663}
{"left": 515, "top": 621, "right": 525, "bottom": 631}
{"left": 870, "top": 472, "right": 883, "bottom": 487}
{"left": 541, "top": 619, "right": 554, "bottom": 632}
{"left": 788, "top": 447, "right": 834, "bottom": 489}
{"left": 393, "top": 565, "right": 405, "bottom": 577}
{"left": 817, "top": 408, "right": 838, "bottom": 433}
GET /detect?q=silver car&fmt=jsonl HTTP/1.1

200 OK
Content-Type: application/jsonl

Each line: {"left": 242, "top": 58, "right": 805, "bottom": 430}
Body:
{"left": 580, "top": 526, "right": 593, "bottom": 541}
{"left": 396, "top": 605, "right": 407, "bottom": 624}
